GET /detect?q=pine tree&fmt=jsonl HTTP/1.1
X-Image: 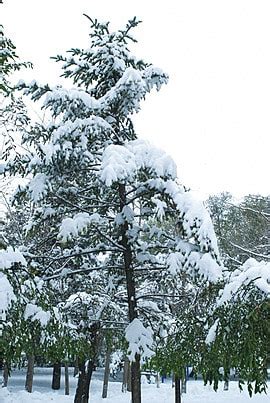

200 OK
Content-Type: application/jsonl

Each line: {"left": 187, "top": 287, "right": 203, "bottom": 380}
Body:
{"left": 6, "top": 17, "right": 222, "bottom": 403}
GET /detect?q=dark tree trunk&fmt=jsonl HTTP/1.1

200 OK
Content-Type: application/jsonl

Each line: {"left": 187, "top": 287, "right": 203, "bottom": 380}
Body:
{"left": 74, "top": 357, "right": 79, "bottom": 377}
{"left": 74, "top": 360, "right": 96, "bottom": 403}
{"left": 119, "top": 183, "right": 141, "bottom": 403}
{"left": 52, "top": 361, "right": 61, "bottom": 390}
{"left": 127, "top": 360, "right": 132, "bottom": 392}
{"left": 122, "top": 357, "right": 131, "bottom": 393}
{"left": 65, "top": 363, "right": 70, "bottom": 395}
{"left": 2, "top": 362, "right": 9, "bottom": 387}
{"left": 175, "top": 375, "right": 181, "bottom": 403}
{"left": 102, "top": 347, "right": 111, "bottom": 398}
{"left": 74, "top": 323, "right": 101, "bottom": 403}
{"left": 25, "top": 355, "right": 35, "bottom": 393}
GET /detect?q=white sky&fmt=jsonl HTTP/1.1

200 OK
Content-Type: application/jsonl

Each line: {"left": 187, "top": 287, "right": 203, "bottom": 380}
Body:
{"left": 1, "top": 0, "right": 269, "bottom": 198}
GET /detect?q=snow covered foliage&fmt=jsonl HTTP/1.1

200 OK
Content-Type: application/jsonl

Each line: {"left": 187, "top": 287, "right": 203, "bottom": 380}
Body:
{"left": 125, "top": 318, "right": 154, "bottom": 363}
{"left": 0, "top": 247, "right": 27, "bottom": 269}
{"left": 0, "top": 248, "right": 26, "bottom": 315}
{"left": 218, "top": 258, "right": 270, "bottom": 304}
{"left": 202, "top": 257, "right": 270, "bottom": 396}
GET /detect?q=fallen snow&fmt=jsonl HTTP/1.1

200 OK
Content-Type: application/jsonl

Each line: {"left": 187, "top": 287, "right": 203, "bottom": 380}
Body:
{"left": 0, "top": 377, "right": 269, "bottom": 403}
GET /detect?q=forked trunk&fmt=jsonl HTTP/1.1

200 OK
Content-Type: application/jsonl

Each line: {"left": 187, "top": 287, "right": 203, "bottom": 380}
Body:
{"left": 74, "top": 359, "right": 96, "bottom": 403}
{"left": 74, "top": 323, "right": 101, "bottom": 403}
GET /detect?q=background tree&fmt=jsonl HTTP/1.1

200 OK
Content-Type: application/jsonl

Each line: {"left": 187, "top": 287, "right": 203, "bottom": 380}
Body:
{"left": 206, "top": 192, "right": 269, "bottom": 268}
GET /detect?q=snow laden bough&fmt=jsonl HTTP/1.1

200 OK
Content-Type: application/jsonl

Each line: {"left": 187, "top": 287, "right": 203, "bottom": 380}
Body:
{"left": 0, "top": 247, "right": 26, "bottom": 334}
{"left": 204, "top": 258, "right": 270, "bottom": 396}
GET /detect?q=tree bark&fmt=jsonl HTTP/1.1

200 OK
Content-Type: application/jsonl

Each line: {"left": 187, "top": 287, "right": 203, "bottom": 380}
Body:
{"left": 25, "top": 355, "right": 35, "bottom": 393}
{"left": 52, "top": 361, "right": 61, "bottom": 390}
{"left": 65, "top": 363, "right": 70, "bottom": 395}
{"left": 2, "top": 362, "right": 9, "bottom": 387}
{"left": 119, "top": 183, "right": 141, "bottom": 403}
{"left": 127, "top": 360, "right": 132, "bottom": 392}
{"left": 74, "top": 323, "right": 101, "bottom": 403}
{"left": 156, "top": 372, "right": 160, "bottom": 388}
{"left": 182, "top": 367, "right": 187, "bottom": 393}
{"left": 74, "top": 357, "right": 79, "bottom": 377}
{"left": 102, "top": 347, "right": 111, "bottom": 398}
{"left": 174, "top": 375, "right": 181, "bottom": 403}
{"left": 122, "top": 357, "right": 129, "bottom": 393}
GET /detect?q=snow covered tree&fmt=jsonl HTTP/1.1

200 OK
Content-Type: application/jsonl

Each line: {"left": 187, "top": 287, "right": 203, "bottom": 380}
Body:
{"left": 5, "top": 16, "right": 222, "bottom": 403}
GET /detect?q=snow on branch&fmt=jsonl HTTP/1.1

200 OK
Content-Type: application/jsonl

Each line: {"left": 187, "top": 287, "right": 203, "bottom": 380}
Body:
{"left": 167, "top": 250, "right": 222, "bottom": 283}
{"left": 0, "top": 247, "right": 27, "bottom": 269}
{"left": 58, "top": 212, "right": 101, "bottom": 242}
{"left": 28, "top": 173, "right": 49, "bottom": 203}
{"left": 125, "top": 318, "right": 154, "bottom": 363}
{"left": 205, "top": 319, "right": 219, "bottom": 345}
{"left": 218, "top": 258, "right": 270, "bottom": 305}
{"left": 0, "top": 247, "right": 26, "bottom": 317}
{"left": 24, "top": 303, "right": 51, "bottom": 327}
{"left": 100, "top": 139, "right": 176, "bottom": 186}
{"left": 0, "top": 273, "right": 16, "bottom": 318}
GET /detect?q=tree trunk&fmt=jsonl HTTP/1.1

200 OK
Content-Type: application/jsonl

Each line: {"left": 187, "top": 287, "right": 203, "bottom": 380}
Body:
{"left": 74, "top": 323, "right": 101, "bottom": 403}
{"left": 127, "top": 360, "right": 132, "bottom": 392}
{"left": 74, "top": 360, "right": 96, "bottom": 403}
{"left": 119, "top": 183, "right": 141, "bottom": 403}
{"left": 2, "top": 362, "right": 9, "bottom": 387}
{"left": 175, "top": 375, "right": 181, "bottom": 403}
{"left": 122, "top": 357, "right": 130, "bottom": 393}
{"left": 182, "top": 367, "right": 187, "bottom": 393}
{"left": 74, "top": 357, "right": 79, "bottom": 377}
{"left": 52, "top": 361, "right": 61, "bottom": 390}
{"left": 224, "top": 379, "right": 229, "bottom": 391}
{"left": 25, "top": 355, "right": 35, "bottom": 393}
{"left": 102, "top": 347, "right": 111, "bottom": 398}
{"left": 156, "top": 372, "right": 160, "bottom": 388}
{"left": 65, "top": 363, "right": 70, "bottom": 395}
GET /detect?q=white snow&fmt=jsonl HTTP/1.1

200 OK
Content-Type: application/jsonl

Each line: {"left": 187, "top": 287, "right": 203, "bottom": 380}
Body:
{"left": 100, "top": 140, "right": 177, "bottom": 186}
{"left": 0, "top": 272, "right": 16, "bottom": 316}
{"left": 125, "top": 318, "right": 154, "bottom": 363}
{"left": 218, "top": 258, "right": 270, "bottom": 305}
{"left": 0, "top": 247, "right": 27, "bottom": 269}
{"left": 24, "top": 303, "right": 51, "bottom": 327}
{"left": 58, "top": 212, "right": 101, "bottom": 242}
{"left": 0, "top": 372, "right": 269, "bottom": 403}
{"left": 205, "top": 319, "right": 219, "bottom": 345}
{"left": 28, "top": 173, "right": 49, "bottom": 203}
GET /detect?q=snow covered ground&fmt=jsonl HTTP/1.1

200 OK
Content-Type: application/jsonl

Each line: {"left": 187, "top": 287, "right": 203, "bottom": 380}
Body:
{"left": 0, "top": 368, "right": 269, "bottom": 403}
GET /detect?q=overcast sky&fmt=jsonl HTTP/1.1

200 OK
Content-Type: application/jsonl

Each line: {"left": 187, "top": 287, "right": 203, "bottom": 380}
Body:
{"left": 1, "top": 0, "right": 269, "bottom": 198}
